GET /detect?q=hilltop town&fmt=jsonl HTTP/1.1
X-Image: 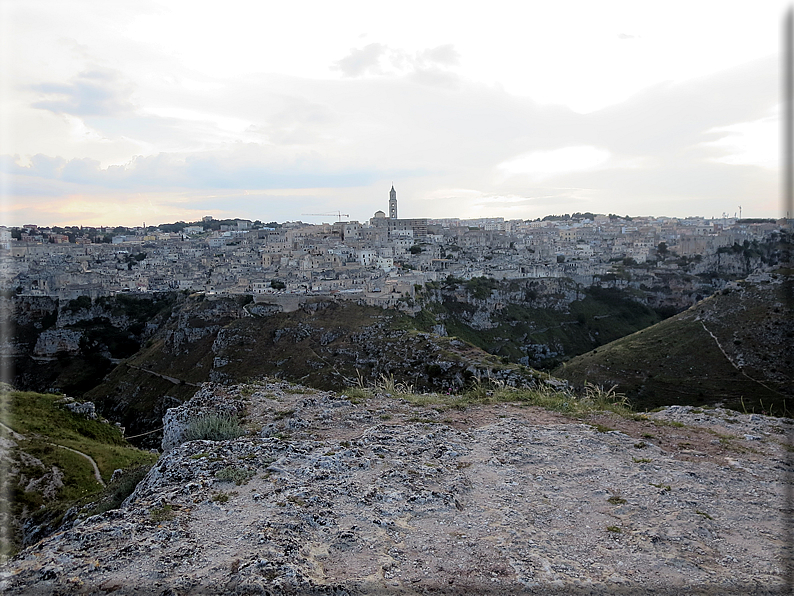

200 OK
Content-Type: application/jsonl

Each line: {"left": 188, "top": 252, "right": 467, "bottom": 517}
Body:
{"left": 1, "top": 188, "right": 785, "bottom": 308}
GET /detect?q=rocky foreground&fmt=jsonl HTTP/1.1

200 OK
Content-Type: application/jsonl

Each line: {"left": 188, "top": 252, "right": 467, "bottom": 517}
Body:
{"left": 1, "top": 381, "right": 791, "bottom": 595}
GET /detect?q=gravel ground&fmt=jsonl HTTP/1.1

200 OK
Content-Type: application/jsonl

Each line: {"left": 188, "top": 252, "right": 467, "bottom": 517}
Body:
{"left": 2, "top": 382, "right": 791, "bottom": 595}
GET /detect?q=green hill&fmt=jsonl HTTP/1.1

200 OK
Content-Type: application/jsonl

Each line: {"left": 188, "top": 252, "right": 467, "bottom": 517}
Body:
{"left": 1, "top": 390, "right": 158, "bottom": 558}
{"left": 415, "top": 280, "right": 663, "bottom": 367}
{"left": 553, "top": 274, "right": 793, "bottom": 414}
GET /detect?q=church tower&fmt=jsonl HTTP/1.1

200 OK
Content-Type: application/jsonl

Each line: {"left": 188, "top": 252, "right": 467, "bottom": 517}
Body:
{"left": 389, "top": 185, "right": 397, "bottom": 219}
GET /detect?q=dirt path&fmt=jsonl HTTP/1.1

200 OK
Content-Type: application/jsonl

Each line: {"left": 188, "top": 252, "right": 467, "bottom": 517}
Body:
{"left": 699, "top": 320, "right": 783, "bottom": 396}
{"left": 1, "top": 420, "right": 106, "bottom": 487}
{"left": 48, "top": 443, "right": 106, "bottom": 487}
{"left": 126, "top": 363, "right": 200, "bottom": 387}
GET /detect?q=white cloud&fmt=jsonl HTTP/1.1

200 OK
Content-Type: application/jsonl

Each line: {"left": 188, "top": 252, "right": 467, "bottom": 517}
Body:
{"left": 30, "top": 69, "right": 134, "bottom": 116}
{"left": 333, "top": 44, "right": 387, "bottom": 77}
{"left": 417, "top": 44, "right": 460, "bottom": 66}
{"left": 332, "top": 42, "right": 461, "bottom": 83}
{"left": 497, "top": 146, "right": 612, "bottom": 180}
{"left": 700, "top": 113, "right": 779, "bottom": 169}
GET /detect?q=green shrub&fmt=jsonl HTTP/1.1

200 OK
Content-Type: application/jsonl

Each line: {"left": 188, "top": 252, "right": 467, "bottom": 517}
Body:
{"left": 215, "top": 466, "right": 254, "bottom": 485}
{"left": 183, "top": 414, "right": 245, "bottom": 443}
{"left": 150, "top": 504, "right": 174, "bottom": 522}
{"left": 66, "top": 295, "right": 92, "bottom": 312}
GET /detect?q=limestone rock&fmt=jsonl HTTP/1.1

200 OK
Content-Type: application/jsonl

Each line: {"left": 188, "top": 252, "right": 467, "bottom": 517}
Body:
{"left": 2, "top": 380, "right": 789, "bottom": 594}
{"left": 32, "top": 329, "right": 82, "bottom": 357}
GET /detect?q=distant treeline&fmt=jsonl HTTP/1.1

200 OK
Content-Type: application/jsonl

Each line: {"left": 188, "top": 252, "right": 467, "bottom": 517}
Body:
{"left": 539, "top": 213, "right": 632, "bottom": 222}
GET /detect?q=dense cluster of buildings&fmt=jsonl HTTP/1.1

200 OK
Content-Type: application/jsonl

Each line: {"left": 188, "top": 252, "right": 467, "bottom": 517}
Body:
{"left": 1, "top": 188, "right": 785, "bottom": 306}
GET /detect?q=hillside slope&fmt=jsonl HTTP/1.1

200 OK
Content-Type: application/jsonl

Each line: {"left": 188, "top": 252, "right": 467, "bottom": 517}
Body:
{"left": 5, "top": 293, "right": 178, "bottom": 396}
{"left": 0, "top": 391, "right": 158, "bottom": 557}
{"left": 413, "top": 278, "right": 663, "bottom": 368}
{"left": 553, "top": 272, "right": 793, "bottom": 413}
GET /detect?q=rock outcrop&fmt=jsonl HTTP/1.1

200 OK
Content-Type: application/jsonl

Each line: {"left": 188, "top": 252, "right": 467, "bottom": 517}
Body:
{"left": 2, "top": 381, "right": 789, "bottom": 594}
{"left": 57, "top": 397, "right": 98, "bottom": 420}
{"left": 5, "top": 292, "right": 177, "bottom": 397}
{"left": 32, "top": 329, "right": 83, "bottom": 357}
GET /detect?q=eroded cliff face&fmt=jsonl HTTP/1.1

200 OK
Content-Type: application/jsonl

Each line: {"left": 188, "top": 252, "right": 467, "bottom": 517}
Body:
{"left": 161, "top": 298, "right": 245, "bottom": 356}
{"left": 3, "top": 293, "right": 176, "bottom": 396}
{"left": 84, "top": 299, "right": 544, "bottom": 446}
{"left": 2, "top": 381, "right": 789, "bottom": 595}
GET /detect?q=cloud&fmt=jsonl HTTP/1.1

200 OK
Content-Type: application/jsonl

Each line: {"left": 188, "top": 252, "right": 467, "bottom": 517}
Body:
{"left": 30, "top": 69, "right": 134, "bottom": 116}
{"left": 15, "top": 154, "right": 67, "bottom": 179}
{"left": 246, "top": 95, "right": 337, "bottom": 145}
{"left": 408, "top": 67, "right": 460, "bottom": 89}
{"left": 5, "top": 51, "right": 780, "bottom": 224}
{"left": 334, "top": 43, "right": 387, "bottom": 77}
{"left": 581, "top": 55, "right": 777, "bottom": 157}
{"left": 699, "top": 113, "right": 778, "bottom": 169}
{"left": 332, "top": 43, "right": 460, "bottom": 85}
{"left": 4, "top": 147, "right": 391, "bottom": 191}
{"left": 418, "top": 44, "right": 459, "bottom": 66}
{"left": 497, "top": 146, "right": 612, "bottom": 180}
{"left": 617, "top": 33, "right": 637, "bottom": 40}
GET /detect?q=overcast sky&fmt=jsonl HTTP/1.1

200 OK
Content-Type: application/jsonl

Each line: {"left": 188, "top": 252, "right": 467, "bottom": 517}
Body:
{"left": 0, "top": 1, "right": 786, "bottom": 227}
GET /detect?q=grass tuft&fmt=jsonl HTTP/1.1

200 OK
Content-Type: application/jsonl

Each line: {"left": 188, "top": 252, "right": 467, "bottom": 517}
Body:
{"left": 150, "top": 504, "right": 174, "bottom": 522}
{"left": 374, "top": 373, "right": 415, "bottom": 396}
{"left": 349, "top": 375, "right": 638, "bottom": 419}
{"left": 215, "top": 466, "right": 254, "bottom": 485}
{"left": 182, "top": 414, "right": 245, "bottom": 443}
{"left": 344, "top": 387, "right": 373, "bottom": 402}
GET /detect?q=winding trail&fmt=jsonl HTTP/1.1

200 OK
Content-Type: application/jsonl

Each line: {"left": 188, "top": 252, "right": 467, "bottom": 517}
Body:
{"left": 0, "top": 421, "right": 106, "bottom": 487}
{"left": 125, "top": 363, "right": 200, "bottom": 387}
{"left": 699, "top": 320, "right": 785, "bottom": 397}
{"left": 48, "top": 443, "right": 105, "bottom": 487}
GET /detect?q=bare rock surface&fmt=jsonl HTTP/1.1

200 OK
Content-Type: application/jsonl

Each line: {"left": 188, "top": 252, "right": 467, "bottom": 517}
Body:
{"left": 2, "top": 381, "right": 790, "bottom": 595}
{"left": 32, "top": 329, "right": 83, "bottom": 357}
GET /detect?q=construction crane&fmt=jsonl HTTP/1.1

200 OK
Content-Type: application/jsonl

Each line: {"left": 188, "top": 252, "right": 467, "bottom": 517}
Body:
{"left": 301, "top": 211, "right": 350, "bottom": 222}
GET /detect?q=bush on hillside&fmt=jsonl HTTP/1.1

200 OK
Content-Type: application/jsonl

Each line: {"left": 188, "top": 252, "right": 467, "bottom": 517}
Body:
{"left": 182, "top": 414, "right": 244, "bottom": 443}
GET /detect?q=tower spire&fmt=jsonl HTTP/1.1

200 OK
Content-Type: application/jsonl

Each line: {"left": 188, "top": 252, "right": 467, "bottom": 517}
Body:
{"left": 389, "top": 185, "right": 397, "bottom": 219}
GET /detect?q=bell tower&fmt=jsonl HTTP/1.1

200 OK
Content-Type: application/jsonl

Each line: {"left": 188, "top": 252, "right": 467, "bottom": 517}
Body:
{"left": 389, "top": 185, "right": 397, "bottom": 219}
